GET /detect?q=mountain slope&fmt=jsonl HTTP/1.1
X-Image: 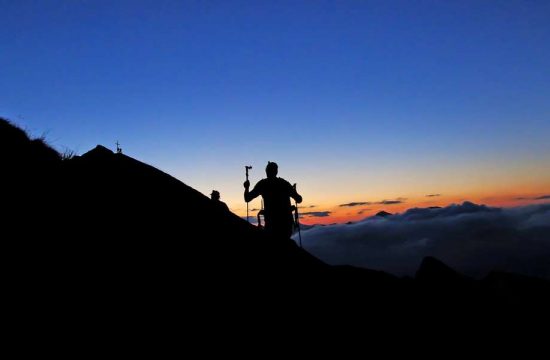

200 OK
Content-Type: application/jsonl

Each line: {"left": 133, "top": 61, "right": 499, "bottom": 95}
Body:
{"left": 2, "top": 117, "right": 549, "bottom": 325}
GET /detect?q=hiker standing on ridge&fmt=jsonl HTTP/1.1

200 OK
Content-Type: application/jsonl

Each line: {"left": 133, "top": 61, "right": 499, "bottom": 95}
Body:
{"left": 244, "top": 161, "right": 302, "bottom": 239}
{"left": 211, "top": 190, "right": 230, "bottom": 212}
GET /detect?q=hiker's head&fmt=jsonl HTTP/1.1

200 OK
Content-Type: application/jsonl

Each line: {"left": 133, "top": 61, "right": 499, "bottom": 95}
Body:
{"left": 210, "top": 190, "right": 220, "bottom": 201}
{"left": 266, "top": 161, "right": 278, "bottom": 178}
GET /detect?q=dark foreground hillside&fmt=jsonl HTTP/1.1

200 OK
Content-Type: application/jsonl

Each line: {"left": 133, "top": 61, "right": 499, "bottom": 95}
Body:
{"left": 2, "top": 117, "right": 549, "bottom": 333}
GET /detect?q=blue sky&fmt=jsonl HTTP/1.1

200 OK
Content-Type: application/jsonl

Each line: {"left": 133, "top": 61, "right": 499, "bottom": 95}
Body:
{"left": 2, "top": 0, "right": 549, "bottom": 218}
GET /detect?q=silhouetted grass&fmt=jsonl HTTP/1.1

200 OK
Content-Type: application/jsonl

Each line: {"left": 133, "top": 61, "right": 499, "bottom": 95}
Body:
{"left": 61, "top": 148, "right": 77, "bottom": 161}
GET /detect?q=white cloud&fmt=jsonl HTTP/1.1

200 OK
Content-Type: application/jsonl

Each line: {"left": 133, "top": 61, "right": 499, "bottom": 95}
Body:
{"left": 294, "top": 202, "right": 550, "bottom": 279}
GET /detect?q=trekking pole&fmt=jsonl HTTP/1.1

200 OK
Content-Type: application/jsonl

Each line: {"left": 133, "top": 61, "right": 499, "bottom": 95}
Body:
{"left": 245, "top": 165, "right": 252, "bottom": 223}
{"left": 293, "top": 183, "right": 302, "bottom": 248}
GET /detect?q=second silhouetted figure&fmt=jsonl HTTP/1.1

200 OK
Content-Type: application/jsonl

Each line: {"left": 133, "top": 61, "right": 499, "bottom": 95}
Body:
{"left": 244, "top": 161, "right": 302, "bottom": 239}
{"left": 211, "top": 190, "right": 230, "bottom": 212}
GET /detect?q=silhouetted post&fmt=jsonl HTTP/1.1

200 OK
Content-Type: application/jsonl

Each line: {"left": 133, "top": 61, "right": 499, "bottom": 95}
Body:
{"left": 294, "top": 183, "right": 302, "bottom": 248}
{"left": 116, "top": 141, "right": 122, "bottom": 154}
{"left": 257, "top": 209, "right": 264, "bottom": 229}
{"left": 245, "top": 165, "right": 252, "bottom": 222}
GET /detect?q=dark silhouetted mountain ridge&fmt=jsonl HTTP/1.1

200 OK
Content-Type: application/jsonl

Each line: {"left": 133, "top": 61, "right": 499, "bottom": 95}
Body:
{"left": 2, "top": 117, "right": 549, "bottom": 330}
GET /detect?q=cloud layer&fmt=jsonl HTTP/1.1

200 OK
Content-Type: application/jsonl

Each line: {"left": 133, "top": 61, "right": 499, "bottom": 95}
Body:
{"left": 516, "top": 194, "right": 550, "bottom": 201}
{"left": 300, "top": 211, "right": 331, "bottom": 218}
{"left": 377, "top": 199, "right": 405, "bottom": 205}
{"left": 295, "top": 202, "right": 550, "bottom": 279}
{"left": 339, "top": 202, "right": 371, "bottom": 207}
{"left": 339, "top": 198, "right": 407, "bottom": 207}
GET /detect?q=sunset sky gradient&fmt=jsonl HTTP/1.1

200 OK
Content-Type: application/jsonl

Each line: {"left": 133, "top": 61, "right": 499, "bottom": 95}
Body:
{"left": 1, "top": 1, "right": 549, "bottom": 223}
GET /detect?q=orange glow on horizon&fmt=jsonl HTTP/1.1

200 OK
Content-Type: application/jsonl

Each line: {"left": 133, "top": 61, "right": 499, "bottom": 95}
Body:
{"left": 229, "top": 180, "right": 550, "bottom": 225}
{"left": 297, "top": 191, "right": 550, "bottom": 225}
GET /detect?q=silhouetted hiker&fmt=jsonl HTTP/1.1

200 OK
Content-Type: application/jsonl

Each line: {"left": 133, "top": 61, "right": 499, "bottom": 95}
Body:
{"left": 211, "top": 190, "right": 230, "bottom": 212}
{"left": 244, "top": 161, "right": 302, "bottom": 239}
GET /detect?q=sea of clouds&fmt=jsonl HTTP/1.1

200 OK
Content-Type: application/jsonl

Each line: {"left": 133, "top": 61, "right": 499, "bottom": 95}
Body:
{"left": 295, "top": 202, "right": 550, "bottom": 279}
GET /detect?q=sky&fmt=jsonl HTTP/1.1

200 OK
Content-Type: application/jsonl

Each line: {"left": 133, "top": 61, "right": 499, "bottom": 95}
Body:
{"left": 2, "top": 0, "right": 549, "bottom": 224}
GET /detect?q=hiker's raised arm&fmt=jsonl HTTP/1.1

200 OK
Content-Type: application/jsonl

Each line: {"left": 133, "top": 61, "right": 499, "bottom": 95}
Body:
{"left": 244, "top": 181, "right": 260, "bottom": 202}
{"left": 290, "top": 183, "right": 302, "bottom": 204}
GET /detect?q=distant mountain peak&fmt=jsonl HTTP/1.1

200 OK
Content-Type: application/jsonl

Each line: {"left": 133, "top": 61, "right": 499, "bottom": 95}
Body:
{"left": 375, "top": 210, "right": 392, "bottom": 217}
{"left": 81, "top": 145, "right": 114, "bottom": 159}
{"left": 416, "top": 256, "right": 466, "bottom": 283}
